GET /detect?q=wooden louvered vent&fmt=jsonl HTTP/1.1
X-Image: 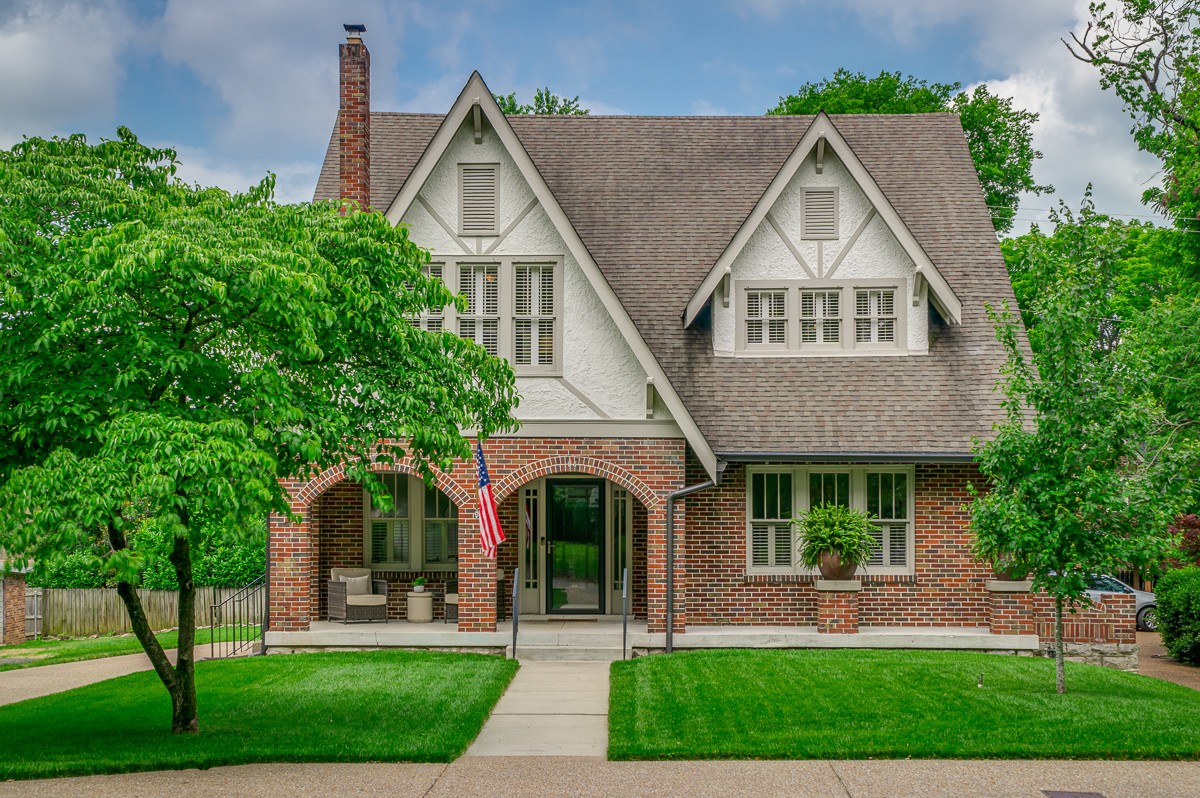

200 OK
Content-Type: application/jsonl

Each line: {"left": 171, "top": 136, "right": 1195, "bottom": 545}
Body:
{"left": 801, "top": 187, "right": 838, "bottom": 240}
{"left": 460, "top": 164, "right": 498, "bottom": 236}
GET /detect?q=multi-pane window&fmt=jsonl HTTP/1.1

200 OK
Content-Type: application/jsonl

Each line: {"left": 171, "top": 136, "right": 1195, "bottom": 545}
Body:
{"left": 745, "top": 290, "right": 788, "bottom": 347}
{"left": 749, "top": 471, "right": 794, "bottom": 568}
{"left": 458, "top": 262, "right": 500, "bottom": 356}
{"left": 514, "top": 263, "right": 556, "bottom": 367}
{"left": 365, "top": 474, "right": 459, "bottom": 570}
{"left": 866, "top": 472, "right": 909, "bottom": 568}
{"left": 411, "top": 262, "right": 446, "bottom": 333}
{"left": 801, "top": 290, "right": 841, "bottom": 345}
{"left": 747, "top": 467, "right": 913, "bottom": 574}
{"left": 855, "top": 289, "right": 896, "bottom": 344}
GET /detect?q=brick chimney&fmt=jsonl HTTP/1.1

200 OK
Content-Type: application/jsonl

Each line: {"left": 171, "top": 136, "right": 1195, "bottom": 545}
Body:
{"left": 339, "top": 24, "right": 370, "bottom": 209}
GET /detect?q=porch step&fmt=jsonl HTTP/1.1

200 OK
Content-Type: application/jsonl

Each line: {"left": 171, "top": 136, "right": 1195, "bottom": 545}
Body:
{"left": 506, "top": 645, "right": 627, "bottom": 662}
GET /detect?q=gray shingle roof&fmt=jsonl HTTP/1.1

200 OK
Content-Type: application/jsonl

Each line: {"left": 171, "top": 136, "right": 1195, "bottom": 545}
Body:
{"left": 315, "top": 111, "right": 1018, "bottom": 457}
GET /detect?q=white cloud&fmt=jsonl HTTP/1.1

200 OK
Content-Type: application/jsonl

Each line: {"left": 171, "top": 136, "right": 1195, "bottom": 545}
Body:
{"left": 691, "top": 99, "right": 730, "bottom": 116}
{"left": 168, "top": 143, "right": 320, "bottom": 205}
{"left": 0, "top": 0, "right": 133, "bottom": 146}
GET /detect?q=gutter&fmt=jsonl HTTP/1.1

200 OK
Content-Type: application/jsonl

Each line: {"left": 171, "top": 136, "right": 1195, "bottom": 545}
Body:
{"left": 665, "top": 462, "right": 726, "bottom": 654}
{"left": 716, "top": 452, "right": 976, "bottom": 464}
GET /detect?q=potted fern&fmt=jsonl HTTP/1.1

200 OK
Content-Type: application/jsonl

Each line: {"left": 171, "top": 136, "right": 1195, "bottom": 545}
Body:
{"left": 794, "top": 504, "right": 879, "bottom": 580}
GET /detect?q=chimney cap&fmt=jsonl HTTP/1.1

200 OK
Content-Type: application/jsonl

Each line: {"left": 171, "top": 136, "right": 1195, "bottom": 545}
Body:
{"left": 343, "top": 23, "right": 366, "bottom": 34}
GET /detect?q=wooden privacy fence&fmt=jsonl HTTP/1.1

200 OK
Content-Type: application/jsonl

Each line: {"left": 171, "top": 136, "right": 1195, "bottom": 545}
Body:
{"left": 36, "top": 587, "right": 263, "bottom": 638}
{"left": 26, "top": 587, "right": 42, "bottom": 639}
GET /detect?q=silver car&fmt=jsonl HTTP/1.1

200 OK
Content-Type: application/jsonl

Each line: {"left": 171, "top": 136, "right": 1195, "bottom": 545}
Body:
{"left": 1086, "top": 574, "right": 1158, "bottom": 632}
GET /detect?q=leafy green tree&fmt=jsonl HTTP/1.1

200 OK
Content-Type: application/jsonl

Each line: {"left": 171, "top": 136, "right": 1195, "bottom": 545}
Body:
{"left": 1066, "top": 0, "right": 1200, "bottom": 274}
{"left": 0, "top": 130, "right": 518, "bottom": 732}
{"left": 769, "top": 69, "right": 1051, "bottom": 233}
{"left": 971, "top": 197, "right": 1194, "bottom": 693}
{"left": 1000, "top": 200, "right": 1186, "bottom": 351}
{"left": 494, "top": 87, "right": 589, "bottom": 115}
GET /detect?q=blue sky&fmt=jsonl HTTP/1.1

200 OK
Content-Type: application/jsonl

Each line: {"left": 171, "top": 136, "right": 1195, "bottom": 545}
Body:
{"left": 0, "top": 0, "right": 1162, "bottom": 230}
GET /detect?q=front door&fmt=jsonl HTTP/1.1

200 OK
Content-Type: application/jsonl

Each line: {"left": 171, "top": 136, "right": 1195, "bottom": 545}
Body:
{"left": 546, "top": 479, "right": 605, "bottom": 614}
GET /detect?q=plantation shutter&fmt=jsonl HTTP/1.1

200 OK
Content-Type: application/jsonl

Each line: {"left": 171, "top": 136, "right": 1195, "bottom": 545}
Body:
{"left": 367, "top": 474, "right": 410, "bottom": 565}
{"left": 458, "top": 263, "right": 500, "bottom": 355}
{"left": 866, "top": 471, "right": 909, "bottom": 568}
{"left": 750, "top": 471, "right": 793, "bottom": 567}
{"left": 513, "top": 263, "right": 556, "bottom": 367}
{"left": 460, "top": 165, "right": 498, "bottom": 235}
{"left": 801, "top": 290, "right": 841, "bottom": 345}
{"left": 801, "top": 187, "right": 838, "bottom": 239}
{"left": 745, "top": 290, "right": 787, "bottom": 346}
{"left": 855, "top": 289, "right": 896, "bottom": 344}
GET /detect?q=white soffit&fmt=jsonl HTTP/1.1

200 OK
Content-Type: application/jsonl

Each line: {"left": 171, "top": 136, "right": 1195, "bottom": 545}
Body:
{"left": 683, "top": 113, "right": 963, "bottom": 327}
{"left": 383, "top": 72, "right": 720, "bottom": 480}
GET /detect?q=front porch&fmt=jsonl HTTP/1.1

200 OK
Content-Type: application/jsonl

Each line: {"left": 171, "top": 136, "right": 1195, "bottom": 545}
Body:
{"left": 264, "top": 619, "right": 1041, "bottom": 660}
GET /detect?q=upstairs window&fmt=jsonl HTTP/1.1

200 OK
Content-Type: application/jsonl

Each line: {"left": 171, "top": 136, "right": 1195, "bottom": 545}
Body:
{"left": 458, "top": 262, "right": 500, "bottom": 356}
{"left": 459, "top": 164, "right": 498, "bottom": 236}
{"left": 800, "top": 290, "right": 841, "bottom": 346}
{"left": 745, "top": 289, "right": 788, "bottom": 348}
{"left": 513, "top": 263, "right": 557, "bottom": 367}
{"left": 855, "top": 289, "right": 896, "bottom": 345}
{"left": 412, "top": 262, "right": 446, "bottom": 333}
{"left": 801, "top": 187, "right": 838, "bottom": 240}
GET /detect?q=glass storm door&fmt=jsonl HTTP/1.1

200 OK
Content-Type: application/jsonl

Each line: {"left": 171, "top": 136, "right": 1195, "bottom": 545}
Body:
{"left": 546, "top": 479, "right": 605, "bottom": 614}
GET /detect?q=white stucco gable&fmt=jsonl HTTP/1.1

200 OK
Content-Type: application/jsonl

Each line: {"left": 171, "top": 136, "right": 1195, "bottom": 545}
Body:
{"left": 382, "top": 73, "right": 720, "bottom": 477}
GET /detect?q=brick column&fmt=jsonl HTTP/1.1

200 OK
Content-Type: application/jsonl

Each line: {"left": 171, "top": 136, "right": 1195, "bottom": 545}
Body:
{"left": 2, "top": 574, "right": 27, "bottom": 645}
{"left": 816, "top": 580, "right": 860, "bottom": 634}
{"left": 458, "top": 506, "right": 498, "bottom": 631}
{"left": 269, "top": 509, "right": 313, "bottom": 631}
{"left": 986, "top": 579, "right": 1036, "bottom": 635}
{"left": 645, "top": 505, "right": 680, "bottom": 633}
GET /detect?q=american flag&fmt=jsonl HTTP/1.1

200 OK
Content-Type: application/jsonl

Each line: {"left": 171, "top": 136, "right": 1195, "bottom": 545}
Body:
{"left": 475, "top": 441, "right": 505, "bottom": 559}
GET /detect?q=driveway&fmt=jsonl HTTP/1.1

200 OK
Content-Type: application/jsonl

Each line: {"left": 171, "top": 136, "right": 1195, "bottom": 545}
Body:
{"left": 1137, "top": 631, "right": 1200, "bottom": 690}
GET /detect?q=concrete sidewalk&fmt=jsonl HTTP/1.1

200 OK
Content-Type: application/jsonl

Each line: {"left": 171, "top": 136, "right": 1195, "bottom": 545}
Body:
{"left": 467, "top": 661, "right": 609, "bottom": 756}
{"left": 0, "top": 649, "right": 177, "bottom": 707}
{"left": 2, "top": 759, "right": 1198, "bottom": 798}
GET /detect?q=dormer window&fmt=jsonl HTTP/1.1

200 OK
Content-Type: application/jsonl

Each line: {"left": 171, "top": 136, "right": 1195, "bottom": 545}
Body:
{"left": 800, "top": 187, "right": 838, "bottom": 240}
{"left": 800, "top": 289, "right": 840, "bottom": 346}
{"left": 855, "top": 289, "right": 896, "bottom": 345}
{"left": 745, "top": 289, "right": 787, "bottom": 348}
{"left": 734, "top": 281, "right": 906, "bottom": 356}
{"left": 459, "top": 163, "right": 498, "bottom": 236}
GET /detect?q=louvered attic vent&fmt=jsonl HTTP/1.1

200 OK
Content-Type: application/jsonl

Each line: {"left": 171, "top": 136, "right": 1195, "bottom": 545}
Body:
{"left": 460, "top": 164, "right": 498, "bottom": 236}
{"left": 801, "top": 187, "right": 838, "bottom": 240}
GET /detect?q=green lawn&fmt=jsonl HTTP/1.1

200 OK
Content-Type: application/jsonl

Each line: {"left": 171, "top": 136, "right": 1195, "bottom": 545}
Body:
{"left": 609, "top": 649, "right": 1200, "bottom": 760}
{"left": 0, "top": 627, "right": 256, "bottom": 672}
{"left": 0, "top": 650, "right": 518, "bottom": 780}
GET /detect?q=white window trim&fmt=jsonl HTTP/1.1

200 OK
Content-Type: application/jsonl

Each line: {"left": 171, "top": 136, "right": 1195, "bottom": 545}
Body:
{"left": 458, "top": 162, "right": 500, "bottom": 237}
{"left": 363, "top": 475, "right": 460, "bottom": 572}
{"left": 428, "top": 256, "right": 564, "bottom": 376}
{"left": 737, "top": 287, "right": 791, "bottom": 352}
{"left": 745, "top": 465, "right": 915, "bottom": 576}
{"left": 733, "top": 279, "right": 908, "bottom": 357}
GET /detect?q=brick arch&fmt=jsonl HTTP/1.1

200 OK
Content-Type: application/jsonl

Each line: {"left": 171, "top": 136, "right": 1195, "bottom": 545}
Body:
{"left": 492, "top": 456, "right": 661, "bottom": 510}
{"left": 294, "top": 459, "right": 473, "bottom": 510}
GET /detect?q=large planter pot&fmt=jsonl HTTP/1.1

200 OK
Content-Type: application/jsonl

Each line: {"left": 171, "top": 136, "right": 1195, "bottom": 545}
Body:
{"left": 991, "top": 560, "right": 1029, "bottom": 581}
{"left": 819, "top": 552, "right": 858, "bottom": 580}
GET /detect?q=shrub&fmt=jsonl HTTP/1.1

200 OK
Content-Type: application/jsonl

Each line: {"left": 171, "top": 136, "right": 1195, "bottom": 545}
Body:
{"left": 793, "top": 504, "right": 879, "bottom": 568}
{"left": 1169, "top": 514, "right": 1200, "bottom": 566}
{"left": 1156, "top": 566, "right": 1200, "bottom": 665}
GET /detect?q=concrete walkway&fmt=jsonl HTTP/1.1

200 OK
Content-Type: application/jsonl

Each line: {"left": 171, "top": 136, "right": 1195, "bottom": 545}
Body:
{"left": 0, "top": 649, "right": 176, "bottom": 707}
{"left": 1137, "top": 631, "right": 1200, "bottom": 690}
{"left": 2, "top": 759, "right": 1199, "bottom": 798}
{"left": 466, "top": 661, "right": 609, "bottom": 756}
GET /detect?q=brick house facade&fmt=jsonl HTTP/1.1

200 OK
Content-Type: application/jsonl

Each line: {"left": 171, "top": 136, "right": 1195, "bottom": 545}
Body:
{"left": 265, "top": 29, "right": 1135, "bottom": 659}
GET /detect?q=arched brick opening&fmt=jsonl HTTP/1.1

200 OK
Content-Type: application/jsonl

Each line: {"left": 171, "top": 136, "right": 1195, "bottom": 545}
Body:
{"left": 294, "top": 458, "right": 473, "bottom": 510}
{"left": 492, "top": 455, "right": 661, "bottom": 510}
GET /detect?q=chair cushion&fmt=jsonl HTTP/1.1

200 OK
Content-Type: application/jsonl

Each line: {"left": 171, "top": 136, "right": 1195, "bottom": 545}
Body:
{"left": 346, "top": 594, "right": 387, "bottom": 607}
{"left": 342, "top": 574, "right": 371, "bottom": 596}
{"left": 444, "top": 593, "right": 459, "bottom": 605}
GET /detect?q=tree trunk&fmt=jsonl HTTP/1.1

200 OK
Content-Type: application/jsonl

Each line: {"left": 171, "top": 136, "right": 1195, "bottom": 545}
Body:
{"left": 1055, "top": 593, "right": 1066, "bottom": 695}
{"left": 168, "top": 524, "right": 199, "bottom": 734}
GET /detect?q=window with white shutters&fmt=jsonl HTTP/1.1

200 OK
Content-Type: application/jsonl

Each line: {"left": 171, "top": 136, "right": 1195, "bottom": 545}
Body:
{"left": 365, "top": 474, "right": 459, "bottom": 570}
{"left": 801, "top": 289, "right": 841, "bottom": 345}
{"left": 855, "top": 288, "right": 896, "bottom": 345}
{"left": 749, "top": 471, "right": 794, "bottom": 568}
{"left": 745, "top": 289, "right": 787, "bottom": 347}
{"left": 866, "top": 471, "right": 910, "bottom": 568}
{"left": 458, "top": 262, "right": 500, "bottom": 355}
{"left": 801, "top": 187, "right": 838, "bottom": 240}
{"left": 513, "top": 263, "right": 556, "bottom": 368}
{"left": 747, "top": 466, "right": 913, "bottom": 575}
{"left": 459, "top": 164, "right": 498, "bottom": 236}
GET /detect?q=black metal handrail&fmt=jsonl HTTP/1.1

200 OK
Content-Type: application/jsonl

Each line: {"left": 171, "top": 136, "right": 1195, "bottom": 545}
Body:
{"left": 209, "top": 572, "right": 267, "bottom": 659}
{"left": 511, "top": 567, "right": 519, "bottom": 660}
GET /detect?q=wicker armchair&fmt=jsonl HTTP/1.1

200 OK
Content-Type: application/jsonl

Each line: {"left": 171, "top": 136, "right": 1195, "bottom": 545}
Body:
{"left": 443, "top": 579, "right": 459, "bottom": 624}
{"left": 328, "top": 568, "right": 389, "bottom": 623}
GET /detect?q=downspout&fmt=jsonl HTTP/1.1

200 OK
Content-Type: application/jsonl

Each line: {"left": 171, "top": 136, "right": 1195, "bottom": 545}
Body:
{"left": 666, "top": 462, "right": 725, "bottom": 654}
